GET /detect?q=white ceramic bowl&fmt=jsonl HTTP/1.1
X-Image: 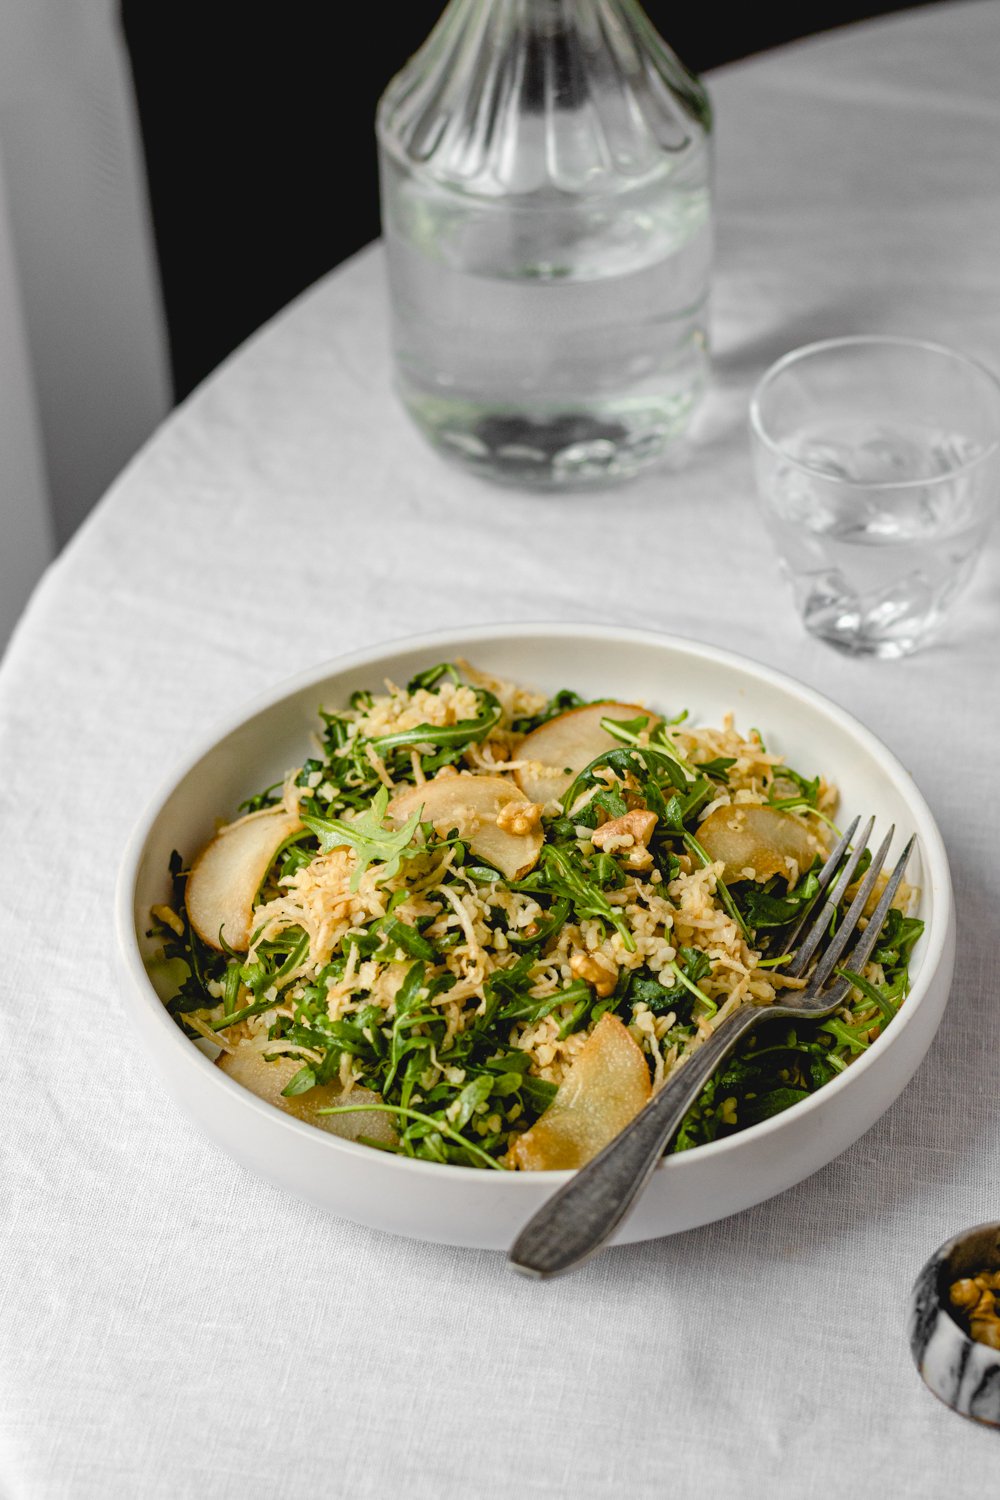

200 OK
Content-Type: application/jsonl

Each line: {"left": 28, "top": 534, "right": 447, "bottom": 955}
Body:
{"left": 116, "top": 624, "right": 955, "bottom": 1249}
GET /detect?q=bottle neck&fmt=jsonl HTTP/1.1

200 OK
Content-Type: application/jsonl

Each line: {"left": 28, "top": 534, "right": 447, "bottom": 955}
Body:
{"left": 417, "top": 0, "right": 706, "bottom": 119}
{"left": 434, "top": 0, "right": 652, "bottom": 47}
{"left": 378, "top": 0, "right": 710, "bottom": 193}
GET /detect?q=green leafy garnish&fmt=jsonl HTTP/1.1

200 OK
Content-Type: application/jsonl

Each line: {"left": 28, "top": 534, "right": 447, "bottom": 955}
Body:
{"left": 302, "top": 786, "right": 421, "bottom": 891}
{"left": 519, "top": 844, "right": 636, "bottom": 953}
{"left": 281, "top": 1065, "right": 318, "bottom": 1097}
{"left": 738, "top": 868, "right": 821, "bottom": 929}
{"left": 370, "top": 689, "right": 502, "bottom": 753}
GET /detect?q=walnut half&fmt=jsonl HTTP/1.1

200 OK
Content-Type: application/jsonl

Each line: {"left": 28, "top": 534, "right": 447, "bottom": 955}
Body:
{"left": 590, "top": 809, "right": 658, "bottom": 869}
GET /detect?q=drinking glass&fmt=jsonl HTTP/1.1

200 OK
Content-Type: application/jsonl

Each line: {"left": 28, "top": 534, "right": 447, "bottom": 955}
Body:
{"left": 749, "top": 336, "right": 1000, "bottom": 658}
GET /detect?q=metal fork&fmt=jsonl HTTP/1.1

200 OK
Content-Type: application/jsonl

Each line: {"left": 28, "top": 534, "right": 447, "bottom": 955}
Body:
{"left": 509, "top": 822, "right": 915, "bottom": 1279}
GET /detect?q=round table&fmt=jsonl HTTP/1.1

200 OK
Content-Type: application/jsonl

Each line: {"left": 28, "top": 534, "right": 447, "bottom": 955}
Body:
{"left": 4, "top": 4, "right": 999, "bottom": 1493}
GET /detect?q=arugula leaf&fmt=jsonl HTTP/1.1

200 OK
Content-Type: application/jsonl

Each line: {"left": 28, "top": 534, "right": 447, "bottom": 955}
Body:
{"left": 560, "top": 744, "right": 687, "bottom": 820}
{"left": 302, "top": 786, "right": 421, "bottom": 891}
{"left": 836, "top": 967, "right": 898, "bottom": 1024}
{"left": 238, "top": 781, "right": 284, "bottom": 813}
{"left": 661, "top": 776, "right": 715, "bottom": 831}
{"left": 378, "top": 915, "right": 438, "bottom": 962}
{"left": 623, "top": 948, "right": 710, "bottom": 1019}
{"left": 223, "top": 961, "right": 242, "bottom": 1014}
{"left": 382, "top": 961, "right": 429, "bottom": 1094}
{"left": 281, "top": 1065, "right": 318, "bottom": 1098}
{"left": 495, "top": 990, "right": 568, "bottom": 1025}
{"left": 820, "top": 1016, "right": 872, "bottom": 1056}
{"left": 506, "top": 897, "right": 572, "bottom": 950}
{"left": 595, "top": 787, "right": 629, "bottom": 819}
{"left": 521, "top": 1076, "right": 559, "bottom": 1113}
{"left": 450, "top": 1075, "right": 494, "bottom": 1129}
{"left": 370, "top": 689, "right": 502, "bottom": 753}
{"left": 407, "top": 662, "right": 461, "bottom": 691}
{"left": 739, "top": 869, "right": 820, "bottom": 930}
{"left": 870, "top": 907, "right": 924, "bottom": 970}
{"left": 556, "top": 988, "right": 594, "bottom": 1039}
{"left": 531, "top": 844, "right": 636, "bottom": 952}
{"left": 666, "top": 953, "right": 715, "bottom": 1015}
{"left": 677, "top": 945, "right": 711, "bottom": 985}
{"left": 572, "top": 786, "right": 629, "bottom": 830}
{"left": 626, "top": 972, "right": 693, "bottom": 1020}
{"left": 295, "top": 758, "right": 325, "bottom": 788}
{"left": 210, "top": 993, "right": 284, "bottom": 1031}
{"left": 484, "top": 954, "right": 536, "bottom": 1011}
{"left": 598, "top": 712, "right": 656, "bottom": 742}
{"left": 696, "top": 756, "right": 736, "bottom": 781}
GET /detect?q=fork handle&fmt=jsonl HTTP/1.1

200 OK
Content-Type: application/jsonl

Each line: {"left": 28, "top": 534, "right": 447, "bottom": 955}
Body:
{"left": 509, "top": 1005, "right": 763, "bottom": 1278}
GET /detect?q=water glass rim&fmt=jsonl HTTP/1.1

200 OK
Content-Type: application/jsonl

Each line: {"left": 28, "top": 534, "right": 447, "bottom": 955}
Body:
{"left": 748, "top": 334, "right": 1000, "bottom": 491}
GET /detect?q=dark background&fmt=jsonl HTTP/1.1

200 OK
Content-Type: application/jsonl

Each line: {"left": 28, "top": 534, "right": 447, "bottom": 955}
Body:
{"left": 121, "top": 2, "right": 940, "bottom": 403}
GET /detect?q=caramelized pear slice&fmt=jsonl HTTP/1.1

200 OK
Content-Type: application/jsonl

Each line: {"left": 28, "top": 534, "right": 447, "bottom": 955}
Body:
{"left": 186, "top": 809, "right": 301, "bottom": 952}
{"left": 515, "top": 702, "right": 657, "bottom": 806}
{"left": 696, "top": 803, "right": 819, "bottom": 886}
{"left": 389, "top": 773, "right": 542, "bottom": 880}
{"left": 217, "top": 1043, "right": 396, "bottom": 1146}
{"left": 507, "top": 1013, "right": 652, "bottom": 1171}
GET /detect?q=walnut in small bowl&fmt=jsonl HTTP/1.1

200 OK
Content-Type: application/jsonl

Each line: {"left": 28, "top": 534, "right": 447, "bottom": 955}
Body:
{"left": 910, "top": 1222, "right": 1000, "bottom": 1425}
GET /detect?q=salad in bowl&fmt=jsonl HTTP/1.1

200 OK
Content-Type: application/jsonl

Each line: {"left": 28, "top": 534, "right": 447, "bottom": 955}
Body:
{"left": 148, "top": 659, "right": 923, "bottom": 1174}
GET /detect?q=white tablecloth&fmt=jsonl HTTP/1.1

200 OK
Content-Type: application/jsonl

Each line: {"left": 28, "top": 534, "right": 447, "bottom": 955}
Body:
{"left": 4, "top": 4, "right": 1000, "bottom": 1494}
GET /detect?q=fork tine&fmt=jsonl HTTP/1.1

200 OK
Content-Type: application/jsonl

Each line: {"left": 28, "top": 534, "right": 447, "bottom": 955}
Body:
{"left": 810, "top": 825, "right": 895, "bottom": 990}
{"left": 787, "top": 815, "right": 875, "bottom": 979}
{"left": 835, "top": 834, "right": 916, "bottom": 979}
{"left": 782, "top": 815, "right": 861, "bottom": 954}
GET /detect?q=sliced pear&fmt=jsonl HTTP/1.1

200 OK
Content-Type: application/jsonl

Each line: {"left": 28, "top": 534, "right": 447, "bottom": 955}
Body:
{"left": 514, "top": 701, "right": 658, "bottom": 806}
{"left": 217, "top": 1043, "right": 397, "bottom": 1146}
{"left": 186, "top": 808, "right": 301, "bottom": 952}
{"left": 696, "top": 803, "right": 819, "bottom": 886}
{"left": 507, "top": 1013, "right": 652, "bottom": 1171}
{"left": 388, "top": 773, "right": 542, "bottom": 880}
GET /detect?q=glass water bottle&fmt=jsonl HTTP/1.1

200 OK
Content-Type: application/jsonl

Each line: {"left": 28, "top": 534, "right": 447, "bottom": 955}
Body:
{"left": 377, "top": 0, "right": 713, "bottom": 489}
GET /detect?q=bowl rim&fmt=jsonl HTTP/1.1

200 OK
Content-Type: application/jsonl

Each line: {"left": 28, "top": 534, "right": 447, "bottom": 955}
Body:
{"left": 115, "top": 620, "right": 953, "bottom": 1186}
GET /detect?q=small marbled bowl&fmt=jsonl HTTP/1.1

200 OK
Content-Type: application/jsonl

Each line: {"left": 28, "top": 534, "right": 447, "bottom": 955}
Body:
{"left": 910, "top": 1221, "right": 1000, "bottom": 1425}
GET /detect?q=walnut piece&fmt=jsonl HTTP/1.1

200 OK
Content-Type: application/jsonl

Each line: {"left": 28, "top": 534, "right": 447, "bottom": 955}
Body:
{"left": 495, "top": 799, "right": 543, "bottom": 837}
{"left": 590, "top": 809, "right": 658, "bottom": 849}
{"left": 570, "top": 951, "right": 618, "bottom": 998}
{"left": 590, "top": 808, "right": 658, "bottom": 867}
